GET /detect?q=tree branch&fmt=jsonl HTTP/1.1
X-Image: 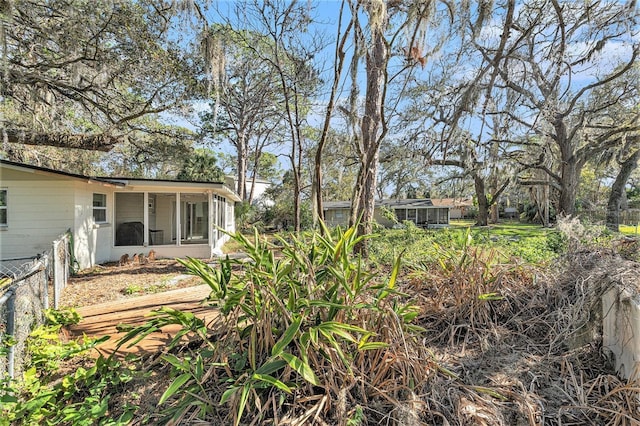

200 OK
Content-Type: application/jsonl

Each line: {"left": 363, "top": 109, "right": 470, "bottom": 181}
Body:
{"left": 4, "top": 129, "right": 119, "bottom": 151}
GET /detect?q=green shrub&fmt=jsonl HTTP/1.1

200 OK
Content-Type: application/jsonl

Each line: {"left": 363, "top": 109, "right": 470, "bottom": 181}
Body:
{"left": 122, "top": 284, "right": 142, "bottom": 295}
{"left": 505, "top": 235, "right": 557, "bottom": 264}
{"left": 116, "top": 224, "right": 430, "bottom": 425}
{"left": 43, "top": 308, "right": 81, "bottom": 327}
{"left": 1, "top": 355, "right": 137, "bottom": 426}
{"left": 0, "top": 308, "right": 127, "bottom": 426}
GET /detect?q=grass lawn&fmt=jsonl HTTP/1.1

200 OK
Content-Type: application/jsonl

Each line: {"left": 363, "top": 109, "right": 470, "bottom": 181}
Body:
{"left": 450, "top": 219, "right": 552, "bottom": 239}
{"left": 620, "top": 223, "right": 640, "bottom": 236}
{"left": 452, "top": 219, "right": 640, "bottom": 238}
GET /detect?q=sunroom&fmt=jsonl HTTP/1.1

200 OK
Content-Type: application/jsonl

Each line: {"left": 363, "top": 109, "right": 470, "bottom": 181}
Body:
{"left": 105, "top": 178, "right": 240, "bottom": 261}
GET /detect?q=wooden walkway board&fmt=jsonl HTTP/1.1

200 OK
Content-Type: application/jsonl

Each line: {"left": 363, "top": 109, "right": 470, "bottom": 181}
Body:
{"left": 67, "top": 285, "right": 217, "bottom": 356}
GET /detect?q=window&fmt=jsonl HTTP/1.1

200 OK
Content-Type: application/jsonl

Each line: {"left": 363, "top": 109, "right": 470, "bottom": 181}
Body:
{"left": 93, "top": 193, "right": 107, "bottom": 223}
{"left": 394, "top": 209, "right": 406, "bottom": 221}
{"left": 0, "top": 189, "right": 6, "bottom": 226}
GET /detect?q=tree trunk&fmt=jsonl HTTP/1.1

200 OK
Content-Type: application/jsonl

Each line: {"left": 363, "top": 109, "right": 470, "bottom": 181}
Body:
{"left": 247, "top": 146, "right": 264, "bottom": 206}
{"left": 489, "top": 173, "right": 499, "bottom": 223}
{"left": 311, "top": 164, "right": 322, "bottom": 225}
{"left": 351, "top": 150, "right": 379, "bottom": 233}
{"left": 475, "top": 174, "right": 489, "bottom": 226}
{"left": 294, "top": 133, "right": 303, "bottom": 233}
{"left": 490, "top": 203, "right": 499, "bottom": 223}
{"left": 558, "top": 158, "right": 580, "bottom": 216}
{"left": 555, "top": 117, "right": 581, "bottom": 216}
{"left": 606, "top": 149, "right": 640, "bottom": 232}
{"left": 543, "top": 172, "right": 550, "bottom": 226}
{"left": 236, "top": 132, "right": 248, "bottom": 201}
{"left": 312, "top": 11, "right": 350, "bottom": 228}
{"left": 248, "top": 173, "right": 257, "bottom": 206}
{"left": 350, "top": 4, "right": 388, "bottom": 255}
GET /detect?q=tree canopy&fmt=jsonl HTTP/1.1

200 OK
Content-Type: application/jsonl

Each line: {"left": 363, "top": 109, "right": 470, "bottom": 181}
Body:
{"left": 1, "top": 0, "right": 199, "bottom": 150}
{"left": 2, "top": 0, "right": 639, "bottom": 231}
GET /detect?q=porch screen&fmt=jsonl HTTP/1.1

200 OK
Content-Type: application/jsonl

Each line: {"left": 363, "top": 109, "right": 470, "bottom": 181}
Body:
{"left": 394, "top": 209, "right": 406, "bottom": 222}
{"left": 149, "top": 193, "right": 175, "bottom": 245}
{"left": 407, "top": 209, "right": 417, "bottom": 224}
{"left": 437, "top": 208, "right": 449, "bottom": 224}
{"left": 115, "top": 193, "right": 143, "bottom": 246}
{"left": 417, "top": 209, "right": 428, "bottom": 225}
{"left": 180, "top": 193, "right": 208, "bottom": 244}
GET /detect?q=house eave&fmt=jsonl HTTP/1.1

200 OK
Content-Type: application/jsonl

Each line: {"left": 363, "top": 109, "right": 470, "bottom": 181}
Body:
{"left": 0, "top": 159, "right": 242, "bottom": 201}
{"left": 0, "top": 159, "right": 123, "bottom": 188}
{"left": 109, "top": 179, "right": 242, "bottom": 202}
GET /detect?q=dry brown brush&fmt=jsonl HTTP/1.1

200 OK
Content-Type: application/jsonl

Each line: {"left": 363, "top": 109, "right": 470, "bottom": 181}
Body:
{"left": 402, "top": 220, "right": 640, "bottom": 425}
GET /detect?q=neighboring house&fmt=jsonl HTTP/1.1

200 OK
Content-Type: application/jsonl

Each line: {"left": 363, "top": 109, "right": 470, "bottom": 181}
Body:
{"left": 0, "top": 160, "right": 240, "bottom": 270}
{"left": 226, "top": 176, "right": 274, "bottom": 206}
{"left": 432, "top": 197, "right": 474, "bottom": 219}
{"left": 323, "top": 199, "right": 453, "bottom": 228}
{"left": 503, "top": 207, "right": 518, "bottom": 219}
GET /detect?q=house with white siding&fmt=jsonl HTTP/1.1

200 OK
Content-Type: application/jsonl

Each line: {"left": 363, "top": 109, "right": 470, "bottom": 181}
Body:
{"left": 0, "top": 160, "right": 240, "bottom": 269}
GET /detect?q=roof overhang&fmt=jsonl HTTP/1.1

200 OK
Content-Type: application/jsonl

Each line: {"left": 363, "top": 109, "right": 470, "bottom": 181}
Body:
{"left": 0, "top": 159, "right": 123, "bottom": 188}
{"left": 110, "top": 179, "right": 242, "bottom": 202}
{"left": 1, "top": 160, "right": 242, "bottom": 200}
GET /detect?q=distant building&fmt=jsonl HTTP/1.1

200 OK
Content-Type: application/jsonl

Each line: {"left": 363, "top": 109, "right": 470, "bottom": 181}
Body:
{"left": 226, "top": 176, "right": 273, "bottom": 206}
{"left": 431, "top": 198, "right": 474, "bottom": 219}
{"left": 323, "top": 199, "right": 454, "bottom": 228}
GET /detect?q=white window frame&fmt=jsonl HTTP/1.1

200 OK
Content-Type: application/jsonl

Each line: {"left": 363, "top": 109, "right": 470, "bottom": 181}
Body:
{"left": 93, "top": 193, "right": 108, "bottom": 224}
{"left": 0, "top": 188, "right": 7, "bottom": 227}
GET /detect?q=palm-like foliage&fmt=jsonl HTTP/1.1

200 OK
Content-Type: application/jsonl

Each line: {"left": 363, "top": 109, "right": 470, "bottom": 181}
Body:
{"left": 176, "top": 150, "right": 224, "bottom": 182}
{"left": 117, "top": 224, "right": 434, "bottom": 424}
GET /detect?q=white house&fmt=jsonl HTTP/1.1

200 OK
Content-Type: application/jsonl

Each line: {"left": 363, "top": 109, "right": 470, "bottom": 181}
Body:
{"left": 226, "top": 176, "right": 274, "bottom": 207}
{"left": 0, "top": 160, "right": 240, "bottom": 269}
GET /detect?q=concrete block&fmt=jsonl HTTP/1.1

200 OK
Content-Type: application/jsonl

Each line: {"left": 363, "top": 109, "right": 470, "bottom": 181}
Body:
{"left": 602, "top": 286, "right": 640, "bottom": 381}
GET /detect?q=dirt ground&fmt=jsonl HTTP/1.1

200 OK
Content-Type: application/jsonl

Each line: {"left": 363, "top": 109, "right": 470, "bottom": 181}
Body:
{"left": 60, "top": 259, "right": 205, "bottom": 308}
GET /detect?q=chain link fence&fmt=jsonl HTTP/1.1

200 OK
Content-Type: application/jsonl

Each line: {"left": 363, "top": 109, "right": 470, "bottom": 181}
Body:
{"left": 578, "top": 209, "right": 640, "bottom": 232}
{"left": 0, "top": 232, "right": 71, "bottom": 380}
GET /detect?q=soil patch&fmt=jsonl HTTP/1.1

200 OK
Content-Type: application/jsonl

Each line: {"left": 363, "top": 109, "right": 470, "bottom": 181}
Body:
{"left": 60, "top": 259, "right": 205, "bottom": 308}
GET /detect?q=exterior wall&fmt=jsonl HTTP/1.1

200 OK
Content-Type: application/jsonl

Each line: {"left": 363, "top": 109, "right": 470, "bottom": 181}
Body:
{"left": 324, "top": 208, "right": 350, "bottom": 228}
{"left": 73, "top": 183, "right": 97, "bottom": 269}
{"left": 1, "top": 167, "right": 77, "bottom": 261}
{"left": 1, "top": 164, "right": 238, "bottom": 269}
{"left": 229, "top": 177, "right": 273, "bottom": 206}
{"left": 73, "top": 183, "right": 116, "bottom": 268}
{"left": 94, "top": 223, "right": 114, "bottom": 265}
{"left": 248, "top": 180, "right": 272, "bottom": 206}
{"left": 504, "top": 207, "right": 518, "bottom": 219}
{"left": 450, "top": 208, "right": 463, "bottom": 219}
{"left": 0, "top": 167, "right": 118, "bottom": 269}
